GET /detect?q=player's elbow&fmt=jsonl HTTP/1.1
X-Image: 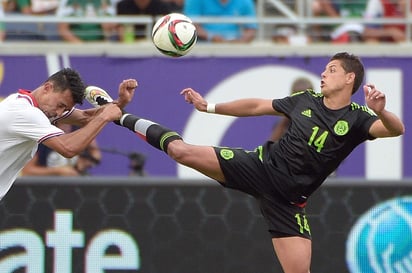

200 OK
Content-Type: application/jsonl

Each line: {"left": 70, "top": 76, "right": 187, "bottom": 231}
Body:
{"left": 387, "top": 125, "right": 405, "bottom": 137}
{"left": 57, "top": 145, "right": 79, "bottom": 158}
{"left": 166, "top": 141, "right": 188, "bottom": 164}
{"left": 58, "top": 150, "right": 77, "bottom": 159}
{"left": 395, "top": 125, "right": 405, "bottom": 136}
{"left": 392, "top": 121, "right": 406, "bottom": 136}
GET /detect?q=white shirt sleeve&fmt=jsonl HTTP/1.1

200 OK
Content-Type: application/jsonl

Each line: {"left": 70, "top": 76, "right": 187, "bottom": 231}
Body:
{"left": 11, "top": 102, "right": 64, "bottom": 143}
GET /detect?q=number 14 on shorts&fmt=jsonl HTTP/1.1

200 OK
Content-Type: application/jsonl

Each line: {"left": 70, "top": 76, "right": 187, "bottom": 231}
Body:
{"left": 295, "top": 213, "right": 311, "bottom": 235}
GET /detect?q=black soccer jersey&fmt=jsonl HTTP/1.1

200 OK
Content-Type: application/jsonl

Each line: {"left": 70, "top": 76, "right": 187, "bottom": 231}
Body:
{"left": 265, "top": 90, "right": 379, "bottom": 203}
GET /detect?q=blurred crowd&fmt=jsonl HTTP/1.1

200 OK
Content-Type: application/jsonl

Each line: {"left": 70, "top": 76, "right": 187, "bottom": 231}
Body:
{"left": 0, "top": 0, "right": 410, "bottom": 43}
{"left": 270, "top": 0, "right": 412, "bottom": 44}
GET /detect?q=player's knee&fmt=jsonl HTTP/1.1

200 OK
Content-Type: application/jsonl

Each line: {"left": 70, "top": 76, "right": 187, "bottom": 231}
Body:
{"left": 166, "top": 140, "right": 187, "bottom": 162}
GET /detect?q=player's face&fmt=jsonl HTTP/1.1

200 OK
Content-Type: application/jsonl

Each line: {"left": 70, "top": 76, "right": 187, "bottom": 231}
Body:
{"left": 320, "top": 60, "right": 350, "bottom": 96}
{"left": 40, "top": 85, "right": 75, "bottom": 119}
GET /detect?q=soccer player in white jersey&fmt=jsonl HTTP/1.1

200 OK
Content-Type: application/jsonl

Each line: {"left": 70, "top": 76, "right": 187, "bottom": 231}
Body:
{"left": 0, "top": 68, "right": 137, "bottom": 200}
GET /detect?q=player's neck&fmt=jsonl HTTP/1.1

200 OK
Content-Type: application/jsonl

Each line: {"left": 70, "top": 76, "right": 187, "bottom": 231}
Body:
{"left": 323, "top": 95, "right": 351, "bottom": 110}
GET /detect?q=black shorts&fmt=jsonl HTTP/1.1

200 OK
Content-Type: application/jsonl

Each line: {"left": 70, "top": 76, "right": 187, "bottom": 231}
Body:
{"left": 214, "top": 146, "right": 311, "bottom": 240}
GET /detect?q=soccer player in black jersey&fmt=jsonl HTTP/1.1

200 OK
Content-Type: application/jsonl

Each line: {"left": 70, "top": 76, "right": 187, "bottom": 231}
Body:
{"left": 106, "top": 52, "right": 405, "bottom": 273}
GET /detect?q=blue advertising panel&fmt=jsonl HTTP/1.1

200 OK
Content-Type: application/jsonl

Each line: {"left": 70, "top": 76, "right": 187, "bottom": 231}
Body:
{"left": 346, "top": 196, "right": 412, "bottom": 273}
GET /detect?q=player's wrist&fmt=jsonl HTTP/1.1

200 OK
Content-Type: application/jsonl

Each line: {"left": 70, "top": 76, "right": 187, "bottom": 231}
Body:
{"left": 113, "top": 112, "right": 130, "bottom": 126}
{"left": 206, "top": 103, "right": 216, "bottom": 113}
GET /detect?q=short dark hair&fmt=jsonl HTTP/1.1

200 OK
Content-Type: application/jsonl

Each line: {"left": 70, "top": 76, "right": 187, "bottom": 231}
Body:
{"left": 330, "top": 52, "right": 364, "bottom": 94}
{"left": 46, "top": 68, "right": 86, "bottom": 105}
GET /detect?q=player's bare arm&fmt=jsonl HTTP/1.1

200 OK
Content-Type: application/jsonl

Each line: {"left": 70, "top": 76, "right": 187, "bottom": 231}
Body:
{"left": 213, "top": 98, "right": 279, "bottom": 116}
{"left": 57, "top": 108, "right": 97, "bottom": 127}
{"left": 43, "top": 104, "right": 121, "bottom": 158}
{"left": 181, "top": 88, "right": 281, "bottom": 116}
{"left": 364, "top": 84, "right": 405, "bottom": 138}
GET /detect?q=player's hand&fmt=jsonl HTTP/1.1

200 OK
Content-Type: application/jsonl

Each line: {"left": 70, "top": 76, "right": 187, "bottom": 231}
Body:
{"left": 180, "top": 88, "right": 208, "bottom": 112}
{"left": 97, "top": 103, "right": 122, "bottom": 122}
{"left": 364, "top": 84, "right": 386, "bottom": 114}
{"left": 117, "top": 79, "right": 138, "bottom": 109}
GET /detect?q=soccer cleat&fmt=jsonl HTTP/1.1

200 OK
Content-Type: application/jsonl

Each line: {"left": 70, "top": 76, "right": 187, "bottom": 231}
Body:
{"left": 85, "top": 86, "right": 113, "bottom": 107}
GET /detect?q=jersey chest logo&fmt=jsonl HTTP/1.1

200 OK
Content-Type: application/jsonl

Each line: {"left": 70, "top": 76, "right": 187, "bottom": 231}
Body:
{"left": 301, "top": 109, "right": 312, "bottom": 117}
{"left": 334, "top": 120, "right": 349, "bottom": 136}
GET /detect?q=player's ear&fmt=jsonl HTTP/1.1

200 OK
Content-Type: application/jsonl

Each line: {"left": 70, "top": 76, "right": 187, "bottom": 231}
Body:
{"left": 43, "top": 82, "right": 54, "bottom": 93}
{"left": 346, "top": 72, "right": 355, "bottom": 85}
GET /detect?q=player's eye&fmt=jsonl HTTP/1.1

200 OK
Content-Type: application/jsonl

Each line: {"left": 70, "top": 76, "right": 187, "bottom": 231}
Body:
{"left": 58, "top": 103, "right": 67, "bottom": 110}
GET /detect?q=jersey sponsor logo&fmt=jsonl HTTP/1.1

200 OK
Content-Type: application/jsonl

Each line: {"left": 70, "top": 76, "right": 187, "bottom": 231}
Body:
{"left": 220, "top": 149, "right": 234, "bottom": 160}
{"left": 301, "top": 109, "right": 312, "bottom": 117}
{"left": 346, "top": 197, "right": 412, "bottom": 273}
{"left": 334, "top": 120, "right": 349, "bottom": 136}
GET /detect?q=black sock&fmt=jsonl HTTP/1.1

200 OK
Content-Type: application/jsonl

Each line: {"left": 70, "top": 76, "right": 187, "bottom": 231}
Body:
{"left": 119, "top": 114, "right": 182, "bottom": 153}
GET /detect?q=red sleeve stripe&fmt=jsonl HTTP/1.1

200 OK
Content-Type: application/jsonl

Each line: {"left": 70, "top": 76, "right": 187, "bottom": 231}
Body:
{"left": 38, "top": 132, "right": 64, "bottom": 143}
{"left": 17, "top": 94, "right": 34, "bottom": 106}
{"left": 51, "top": 107, "right": 76, "bottom": 124}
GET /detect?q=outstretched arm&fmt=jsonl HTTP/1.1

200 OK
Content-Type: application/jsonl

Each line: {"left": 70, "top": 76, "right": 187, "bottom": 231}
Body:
{"left": 180, "top": 88, "right": 281, "bottom": 117}
{"left": 365, "top": 84, "right": 405, "bottom": 138}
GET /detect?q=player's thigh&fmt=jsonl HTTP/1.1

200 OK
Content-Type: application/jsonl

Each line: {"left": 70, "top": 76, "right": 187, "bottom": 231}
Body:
{"left": 168, "top": 142, "right": 224, "bottom": 180}
{"left": 272, "top": 236, "right": 311, "bottom": 273}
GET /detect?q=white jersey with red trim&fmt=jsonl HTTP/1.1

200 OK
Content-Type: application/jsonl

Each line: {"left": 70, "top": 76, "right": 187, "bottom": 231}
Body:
{"left": 0, "top": 91, "right": 64, "bottom": 200}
